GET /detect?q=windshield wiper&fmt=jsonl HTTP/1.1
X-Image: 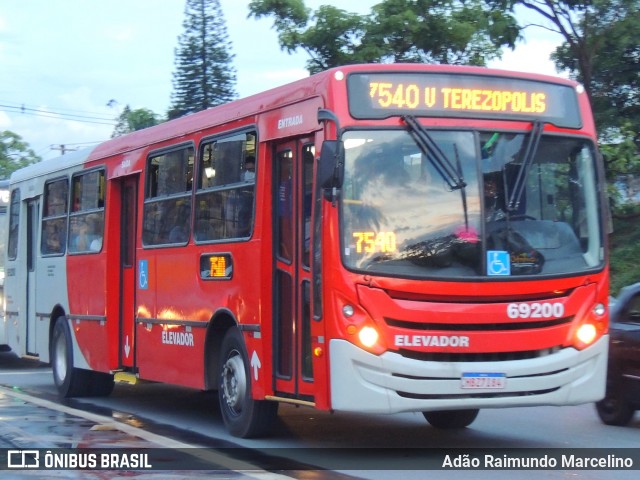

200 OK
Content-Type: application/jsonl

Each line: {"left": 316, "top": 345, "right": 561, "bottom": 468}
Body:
{"left": 402, "top": 115, "right": 466, "bottom": 191}
{"left": 402, "top": 115, "right": 470, "bottom": 230}
{"left": 507, "top": 121, "right": 544, "bottom": 212}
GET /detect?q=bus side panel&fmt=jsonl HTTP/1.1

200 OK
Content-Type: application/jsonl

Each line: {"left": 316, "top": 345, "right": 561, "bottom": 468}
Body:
{"left": 34, "top": 254, "right": 69, "bottom": 361}
{"left": 4, "top": 198, "right": 29, "bottom": 356}
{"left": 66, "top": 253, "right": 109, "bottom": 371}
{"left": 136, "top": 322, "right": 207, "bottom": 388}
{"left": 135, "top": 249, "right": 206, "bottom": 388}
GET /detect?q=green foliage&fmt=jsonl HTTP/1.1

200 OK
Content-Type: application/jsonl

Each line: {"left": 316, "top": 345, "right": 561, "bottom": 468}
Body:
{"left": 600, "top": 123, "right": 640, "bottom": 216}
{"left": 587, "top": 3, "right": 640, "bottom": 142}
{"left": 609, "top": 216, "right": 640, "bottom": 296}
{"left": 0, "top": 130, "right": 41, "bottom": 179}
{"left": 601, "top": 124, "right": 640, "bottom": 180}
{"left": 513, "top": 1, "right": 640, "bottom": 141}
{"left": 249, "top": 0, "right": 520, "bottom": 74}
{"left": 111, "top": 105, "right": 162, "bottom": 138}
{"left": 169, "top": 0, "right": 237, "bottom": 119}
{"left": 365, "top": 0, "right": 519, "bottom": 66}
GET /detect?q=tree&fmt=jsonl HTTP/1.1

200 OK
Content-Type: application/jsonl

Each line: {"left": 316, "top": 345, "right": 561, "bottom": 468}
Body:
{"left": 364, "top": 0, "right": 520, "bottom": 66}
{"left": 168, "top": 0, "right": 237, "bottom": 119}
{"left": 496, "top": 1, "right": 640, "bottom": 210}
{"left": 111, "top": 105, "right": 162, "bottom": 138}
{"left": 248, "top": 0, "right": 520, "bottom": 74}
{"left": 504, "top": 1, "right": 639, "bottom": 137}
{"left": 0, "top": 130, "right": 41, "bottom": 179}
{"left": 601, "top": 123, "right": 640, "bottom": 217}
{"left": 567, "top": 2, "right": 639, "bottom": 144}
{"left": 498, "top": 1, "right": 599, "bottom": 92}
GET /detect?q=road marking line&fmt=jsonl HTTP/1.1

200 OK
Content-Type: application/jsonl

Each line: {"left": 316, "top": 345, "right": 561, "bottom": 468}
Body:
{"left": 0, "top": 370, "right": 52, "bottom": 374}
{"left": 0, "top": 385, "right": 293, "bottom": 479}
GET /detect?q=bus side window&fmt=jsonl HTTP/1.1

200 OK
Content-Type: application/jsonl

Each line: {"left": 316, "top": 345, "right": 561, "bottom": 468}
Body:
{"left": 7, "top": 188, "right": 20, "bottom": 260}
{"left": 195, "top": 131, "right": 256, "bottom": 242}
{"left": 143, "top": 146, "right": 194, "bottom": 246}
{"left": 68, "top": 169, "right": 105, "bottom": 254}
{"left": 41, "top": 178, "right": 69, "bottom": 256}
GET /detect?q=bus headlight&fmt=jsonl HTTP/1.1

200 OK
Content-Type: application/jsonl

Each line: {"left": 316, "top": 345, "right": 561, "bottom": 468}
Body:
{"left": 358, "top": 326, "right": 379, "bottom": 348}
{"left": 572, "top": 302, "right": 607, "bottom": 350}
{"left": 575, "top": 323, "right": 597, "bottom": 346}
{"left": 336, "top": 294, "right": 387, "bottom": 354}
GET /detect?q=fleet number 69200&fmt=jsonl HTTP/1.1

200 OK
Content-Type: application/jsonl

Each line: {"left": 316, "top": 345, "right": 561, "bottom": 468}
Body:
{"left": 506, "top": 302, "right": 565, "bottom": 319}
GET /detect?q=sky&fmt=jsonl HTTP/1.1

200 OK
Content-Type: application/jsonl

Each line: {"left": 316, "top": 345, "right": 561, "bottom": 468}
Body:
{"left": 0, "top": 0, "right": 565, "bottom": 161}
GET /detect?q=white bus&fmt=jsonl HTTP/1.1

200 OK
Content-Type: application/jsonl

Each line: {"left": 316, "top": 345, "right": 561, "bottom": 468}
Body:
{"left": 0, "top": 179, "right": 10, "bottom": 350}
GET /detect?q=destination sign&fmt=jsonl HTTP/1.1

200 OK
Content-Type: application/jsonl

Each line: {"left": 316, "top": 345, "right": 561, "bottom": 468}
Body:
{"left": 347, "top": 72, "right": 582, "bottom": 128}
{"left": 200, "top": 253, "right": 233, "bottom": 280}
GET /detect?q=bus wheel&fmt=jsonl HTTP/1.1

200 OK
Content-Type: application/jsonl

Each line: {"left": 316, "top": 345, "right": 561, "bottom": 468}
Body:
{"left": 423, "top": 409, "right": 479, "bottom": 429}
{"left": 218, "top": 328, "right": 277, "bottom": 438}
{"left": 51, "top": 317, "right": 115, "bottom": 398}
{"left": 51, "top": 317, "right": 86, "bottom": 398}
{"left": 595, "top": 388, "right": 634, "bottom": 426}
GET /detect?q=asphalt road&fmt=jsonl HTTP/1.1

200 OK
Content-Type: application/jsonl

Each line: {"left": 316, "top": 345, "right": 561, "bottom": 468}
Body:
{"left": 1, "top": 350, "right": 639, "bottom": 480}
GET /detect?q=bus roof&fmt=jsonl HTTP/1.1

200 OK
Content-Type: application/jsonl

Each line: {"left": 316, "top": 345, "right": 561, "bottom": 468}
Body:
{"left": 9, "top": 147, "right": 95, "bottom": 185}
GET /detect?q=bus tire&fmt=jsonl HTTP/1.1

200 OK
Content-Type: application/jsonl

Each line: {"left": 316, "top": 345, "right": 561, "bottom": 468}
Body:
{"left": 423, "top": 409, "right": 479, "bottom": 429}
{"left": 51, "top": 316, "right": 87, "bottom": 398}
{"left": 51, "top": 317, "right": 115, "bottom": 398}
{"left": 218, "top": 328, "right": 278, "bottom": 438}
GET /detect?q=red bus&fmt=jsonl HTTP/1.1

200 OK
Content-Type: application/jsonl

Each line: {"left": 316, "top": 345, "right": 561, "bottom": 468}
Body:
{"left": 3, "top": 64, "right": 609, "bottom": 437}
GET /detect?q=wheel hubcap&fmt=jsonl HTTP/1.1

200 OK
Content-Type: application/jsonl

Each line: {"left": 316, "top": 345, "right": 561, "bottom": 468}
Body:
{"left": 54, "top": 334, "right": 67, "bottom": 384}
{"left": 221, "top": 352, "right": 246, "bottom": 415}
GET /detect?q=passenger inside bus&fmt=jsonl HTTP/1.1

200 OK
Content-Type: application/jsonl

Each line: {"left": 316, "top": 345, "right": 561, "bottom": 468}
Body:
{"left": 88, "top": 214, "right": 103, "bottom": 251}
{"left": 242, "top": 156, "right": 255, "bottom": 182}
{"left": 169, "top": 205, "right": 191, "bottom": 243}
{"left": 483, "top": 173, "right": 506, "bottom": 221}
{"left": 224, "top": 188, "right": 253, "bottom": 237}
{"left": 69, "top": 214, "right": 102, "bottom": 252}
{"left": 69, "top": 217, "right": 87, "bottom": 251}
{"left": 42, "top": 219, "right": 65, "bottom": 255}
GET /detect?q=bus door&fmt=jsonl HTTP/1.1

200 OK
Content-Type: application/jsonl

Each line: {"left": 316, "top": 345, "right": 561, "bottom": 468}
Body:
{"left": 273, "top": 139, "right": 316, "bottom": 401}
{"left": 119, "top": 176, "right": 138, "bottom": 368}
{"left": 25, "top": 198, "right": 39, "bottom": 354}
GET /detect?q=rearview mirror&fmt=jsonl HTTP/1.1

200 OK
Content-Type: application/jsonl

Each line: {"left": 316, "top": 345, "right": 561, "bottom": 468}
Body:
{"left": 318, "top": 140, "right": 344, "bottom": 199}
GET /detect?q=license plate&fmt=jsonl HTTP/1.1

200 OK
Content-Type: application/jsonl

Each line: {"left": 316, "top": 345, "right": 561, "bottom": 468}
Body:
{"left": 461, "top": 372, "right": 506, "bottom": 389}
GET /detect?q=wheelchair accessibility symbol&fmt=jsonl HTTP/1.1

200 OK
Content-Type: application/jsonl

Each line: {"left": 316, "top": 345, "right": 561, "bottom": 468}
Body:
{"left": 487, "top": 251, "right": 510, "bottom": 276}
{"left": 139, "top": 260, "right": 149, "bottom": 289}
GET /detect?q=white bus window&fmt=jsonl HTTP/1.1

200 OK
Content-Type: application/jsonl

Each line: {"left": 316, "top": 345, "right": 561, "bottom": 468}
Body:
{"left": 41, "top": 178, "right": 69, "bottom": 256}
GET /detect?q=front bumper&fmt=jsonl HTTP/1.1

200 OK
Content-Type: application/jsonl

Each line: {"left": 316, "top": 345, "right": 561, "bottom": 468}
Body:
{"left": 329, "top": 335, "right": 608, "bottom": 413}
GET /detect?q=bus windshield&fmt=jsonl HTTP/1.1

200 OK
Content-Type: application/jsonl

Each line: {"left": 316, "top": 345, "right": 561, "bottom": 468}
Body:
{"left": 340, "top": 128, "right": 603, "bottom": 279}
